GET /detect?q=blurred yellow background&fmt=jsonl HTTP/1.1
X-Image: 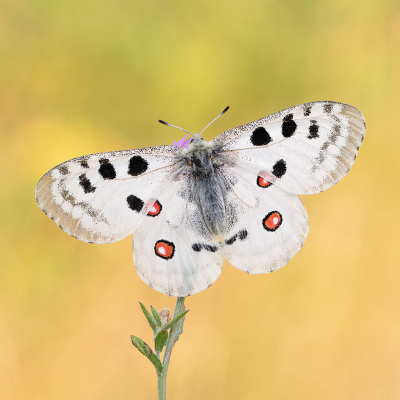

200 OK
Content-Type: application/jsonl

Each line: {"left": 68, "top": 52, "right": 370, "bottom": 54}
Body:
{"left": 1, "top": 0, "right": 399, "bottom": 399}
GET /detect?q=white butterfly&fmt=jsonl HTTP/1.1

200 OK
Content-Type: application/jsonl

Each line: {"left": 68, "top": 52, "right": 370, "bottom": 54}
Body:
{"left": 36, "top": 101, "right": 365, "bottom": 297}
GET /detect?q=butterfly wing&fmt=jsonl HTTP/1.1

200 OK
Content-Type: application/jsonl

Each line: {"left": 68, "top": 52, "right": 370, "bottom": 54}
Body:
{"left": 214, "top": 101, "right": 365, "bottom": 195}
{"left": 132, "top": 174, "right": 224, "bottom": 296}
{"left": 35, "top": 145, "right": 181, "bottom": 244}
{"left": 219, "top": 166, "right": 309, "bottom": 273}
{"left": 214, "top": 101, "right": 365, "bottom": 273}
{"left": 36, "top": 145, "right": 224, "bottom": 296}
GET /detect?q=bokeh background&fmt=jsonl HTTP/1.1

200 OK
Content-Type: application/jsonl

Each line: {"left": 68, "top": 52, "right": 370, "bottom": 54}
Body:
{"left": 1, "top": 0, "right": 400, "bottom": 399}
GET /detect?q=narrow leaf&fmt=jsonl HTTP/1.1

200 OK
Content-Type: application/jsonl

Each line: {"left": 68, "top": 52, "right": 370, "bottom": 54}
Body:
{"left": 131, "top": 335, "right": 162, "bottom": 373}
{"left": 173, "top": 310, "right": 186, "bottom": 344}
{"left": 139, "top": 302, "right": 157, "bottom": 332}
{"left": 151, "top": 305, "right": 162, "bottom": 327}
{"left": 163, "top": 310, "right": 189, "bottom": 331}
{"left": 155, "top": 329, "right": 169, "bottom": 353}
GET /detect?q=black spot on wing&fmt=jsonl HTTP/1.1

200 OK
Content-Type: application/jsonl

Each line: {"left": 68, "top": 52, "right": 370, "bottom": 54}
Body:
{"left": 59, "top": 165, "right": 69, "bottom": 175}
{"left": 272, "top": 159, "right": 287, "bottom": 178}
{"left": 323, "top": 104, "right": 333, "bottom": 113}
{"left": 127, "top": 194, "right": 144, "bottom": 212}
{"left": 303, "top": 106, "right": 312, "bottom": 116}
{"left": 204, "top": 244, "right": 218, "bottom": 252}
{"left": 99, "top": 158, "right": 116, "bottom": 179}
{"left": 61, "top": 189, "right": 75, "bottom": 203}
{"left": 192, "top": 243, "right": 202, "bottom": 252}
{"left": 128, "top": 156, "right": 148, "bottom": 176}
{"left": 332, "top": 124, "right": 340, "bottom": 138}
{"left": 250, "top": 127, "right": 272, "bottom": 146}
{"left": 308, "top": 120, "right": 319, "bottom": 139}
{"left": 226, "top": 229, "right": 248, "bottom": 245}
{"left": 192, "top": 243, "right": 218, "bottom": 252}
{"left": 225, "top": 234, "right": 237, "bottom": 245}
{"left": 80, "top": 160, "right": 89, "bottom": 169}
{"left": 282, "top": 113, "right": 297, "bottom": 137}
{"left": 238, "top": 229, "right": 248, "bottom": 240}
{"left": 79, "top": 174, "right": 96, "bottom": 193}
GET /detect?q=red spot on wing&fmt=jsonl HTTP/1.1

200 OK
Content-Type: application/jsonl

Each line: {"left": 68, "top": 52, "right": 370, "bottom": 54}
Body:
{"left": 147, "top": 200, "right": 162, "bottom": 216}
{"left": 257, "top": 176, "right": 272, "bottom": 187}
{"left": 155, "top": 240, "right": 175, "bottom": 259}
{"left": 257, "top": 171, "right": 275, "bottom": 188}
{"left": 263, "top": 211, "right": 282, "bottom": 231}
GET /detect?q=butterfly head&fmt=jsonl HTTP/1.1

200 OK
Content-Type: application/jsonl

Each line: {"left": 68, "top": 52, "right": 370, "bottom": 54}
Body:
{"left": 180, "top": 134, "right": 213, "bottom": 155}
{"left": 163, "top": 106, "right": 229, "bottom": 150}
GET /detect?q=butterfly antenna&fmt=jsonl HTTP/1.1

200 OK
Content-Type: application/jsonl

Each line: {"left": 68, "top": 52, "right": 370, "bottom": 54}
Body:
{"left": 158, "top": 119, "right": 194, "bottom": 137}
{"left": 199, "top": 106, "right": 230, "bottom": 136}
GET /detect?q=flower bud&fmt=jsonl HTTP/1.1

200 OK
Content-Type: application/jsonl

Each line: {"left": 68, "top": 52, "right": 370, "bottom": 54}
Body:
{"left": 159, "top": 308, "right": 171, "bottom": 326}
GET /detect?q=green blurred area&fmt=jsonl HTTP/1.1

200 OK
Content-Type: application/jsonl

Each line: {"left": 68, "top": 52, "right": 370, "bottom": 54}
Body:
{"left": 1, "top": 0, "right": 399, "bottom": 399}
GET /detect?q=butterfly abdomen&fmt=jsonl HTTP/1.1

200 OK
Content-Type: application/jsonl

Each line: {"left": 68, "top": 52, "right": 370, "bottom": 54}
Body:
{"left": 196, "top": 173, "right": 226, "bottom": 238}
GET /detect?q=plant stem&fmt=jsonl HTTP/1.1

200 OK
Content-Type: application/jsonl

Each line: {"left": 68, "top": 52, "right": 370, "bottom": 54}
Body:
{"left": 157, "top": 297, "right": 185, "bottom": 400}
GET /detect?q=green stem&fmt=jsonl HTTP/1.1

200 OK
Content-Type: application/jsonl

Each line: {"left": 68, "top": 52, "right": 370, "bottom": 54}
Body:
{"left": 157, "top": 297, "right": 185, "bottom": 400}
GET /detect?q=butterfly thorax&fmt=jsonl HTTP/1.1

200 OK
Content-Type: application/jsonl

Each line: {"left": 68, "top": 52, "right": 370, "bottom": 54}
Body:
{"left": 192, "top": 148, "right": 214, "bottom": 178}
{"left": 179, "top": 136, "right": 227, "bottom": 238}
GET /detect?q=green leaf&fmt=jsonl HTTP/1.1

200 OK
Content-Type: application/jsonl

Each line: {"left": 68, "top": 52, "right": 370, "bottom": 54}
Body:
{"left": 151, "top": 305, "right": 162, "bottom": 327}
{"left": 163, "top": 309, "right": 189, "bottom": 331}
{"left": 173, "top": 309, "right": 186, "bottom": 344}
{"left": 139, "top": 302, "right": 157, "bottom": 332}
{"left": 154, "top": 329, "right": 168, "bottom": 353}
{"left": 131, "top": 335, "right": 162, "bottom": 373}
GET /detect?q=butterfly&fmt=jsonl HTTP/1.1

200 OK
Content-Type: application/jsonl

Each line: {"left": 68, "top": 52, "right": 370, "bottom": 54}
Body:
{"left": 36, "top": 101, "right": 365, "bottom": 297}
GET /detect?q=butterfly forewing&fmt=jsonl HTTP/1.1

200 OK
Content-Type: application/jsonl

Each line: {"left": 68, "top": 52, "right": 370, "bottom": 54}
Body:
{"left": 215, "top": 101, "right": 365, "bottom": 194}
{"left": 36, "top": 146, "right": 180, "bottom": 244}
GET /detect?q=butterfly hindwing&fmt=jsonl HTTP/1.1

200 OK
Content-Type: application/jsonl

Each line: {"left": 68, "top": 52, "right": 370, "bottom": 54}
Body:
{"left": 132, "top": 178, "right": 224, "bottom": 296}
{"left": 219, "top": 168, "right": 309, "bottom": 274}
